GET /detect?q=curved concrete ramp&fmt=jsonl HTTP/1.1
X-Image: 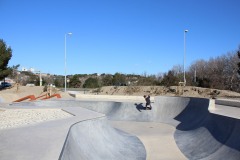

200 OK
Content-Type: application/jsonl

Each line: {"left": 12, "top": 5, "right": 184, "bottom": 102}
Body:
{"left": 16, "top": 97, "right": 208, "bottom": 125}
{"left": 175, "top": 109, "right": 240, "bottom": 160}
{"left": 11, "top": 96, "right": 240, "bottom": 159}
{"left": 59, "top": 117, "right": 146, "bottom": 160}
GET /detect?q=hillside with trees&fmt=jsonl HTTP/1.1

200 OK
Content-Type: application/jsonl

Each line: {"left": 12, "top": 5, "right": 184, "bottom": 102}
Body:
{"left": 6, "top": 47, "right": 240, "bottom": 94}
{"left": 2, "top": 37, "right": 240, "bottom": 94}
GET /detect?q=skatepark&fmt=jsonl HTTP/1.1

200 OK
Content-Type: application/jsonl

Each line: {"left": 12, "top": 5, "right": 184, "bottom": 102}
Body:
{"left": 0, "top": 95, "right": 240, "bottom": 160}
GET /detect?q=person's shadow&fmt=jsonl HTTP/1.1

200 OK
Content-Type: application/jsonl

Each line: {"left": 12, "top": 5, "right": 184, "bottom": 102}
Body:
{"left": 134, "top": 103, "right": 145, "bottom": 112}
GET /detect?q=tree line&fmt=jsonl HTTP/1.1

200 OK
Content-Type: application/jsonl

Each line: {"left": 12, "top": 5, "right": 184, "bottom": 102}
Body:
{"left": 160, "top": 48, "right": 240, "bottom": 92}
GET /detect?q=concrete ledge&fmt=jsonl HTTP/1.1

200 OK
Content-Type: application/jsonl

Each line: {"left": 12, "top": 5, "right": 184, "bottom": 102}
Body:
{"left": 208, "top": 99, "right": 216, "bottom": 110}
{"left": 215, "top": 99, "right": 240, "bottom": 108}
{"left": 75, "top": 94, "right": 154, "bottom": 102}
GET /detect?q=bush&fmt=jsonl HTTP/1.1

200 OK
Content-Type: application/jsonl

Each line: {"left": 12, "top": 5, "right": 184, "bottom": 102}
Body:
{"left": 83, "top": 77, "right": 100, "bottom": 88}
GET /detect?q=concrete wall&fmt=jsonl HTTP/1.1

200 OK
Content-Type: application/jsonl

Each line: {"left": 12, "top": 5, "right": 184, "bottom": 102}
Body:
{"left": 75, "top": 94, "right": 153, "bottom": 102}
{"left": 215, "top": 99, "right": 240, "bottom": 108}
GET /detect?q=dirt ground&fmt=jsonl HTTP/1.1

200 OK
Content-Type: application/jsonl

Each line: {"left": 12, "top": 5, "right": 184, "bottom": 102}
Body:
{"left": 90, "top": 86, "right": 240, "bottom": 100}
{"left": 0, "top": 85, "right": 73, "bottom": 103}
{"left": 0, "top": 85, "right": 240, "bottom": 103}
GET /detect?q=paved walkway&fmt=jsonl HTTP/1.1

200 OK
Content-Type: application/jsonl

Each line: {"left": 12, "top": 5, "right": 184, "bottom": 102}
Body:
{"left": 210, "top": 104, "right": 240, "bottom": 119}
{"left": 0, "top": 106, "right": 104, "bottom": 160}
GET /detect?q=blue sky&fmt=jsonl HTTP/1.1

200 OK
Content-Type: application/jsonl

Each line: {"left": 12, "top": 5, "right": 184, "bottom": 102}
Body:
{"left": 1, "top": 0, "right": 240, "bottom": 75}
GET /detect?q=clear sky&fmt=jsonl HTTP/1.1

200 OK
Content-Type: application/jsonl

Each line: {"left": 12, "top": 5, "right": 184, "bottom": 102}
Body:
{"left": 1, "top": 0, "right": 240, "bottom": 75}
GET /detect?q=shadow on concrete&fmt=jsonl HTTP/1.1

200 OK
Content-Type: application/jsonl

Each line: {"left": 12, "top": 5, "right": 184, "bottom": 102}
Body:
{"left": 134, "top": 103, "right": 145, "bottom": 112}
{"left": 174, "top": 98, "right": 240, "bottom": 159}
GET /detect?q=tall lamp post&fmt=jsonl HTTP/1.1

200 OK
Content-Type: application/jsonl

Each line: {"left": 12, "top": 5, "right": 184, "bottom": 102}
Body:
{"left": 183, "top": 29, "right": 188, "bottom": 86}
{"left": 65, "top": 32, "right": 72, "bottom": 92}
{"left": 35, "top": 70, "right": 42, "bottom": 86}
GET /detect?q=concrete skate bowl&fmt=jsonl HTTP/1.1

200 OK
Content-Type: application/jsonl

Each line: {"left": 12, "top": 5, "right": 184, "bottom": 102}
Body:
{"left": 59, "top": 118, "right": 146, "bottom": 160}
{"left": 12, "top": 96, "right": 240, "bottom": 160}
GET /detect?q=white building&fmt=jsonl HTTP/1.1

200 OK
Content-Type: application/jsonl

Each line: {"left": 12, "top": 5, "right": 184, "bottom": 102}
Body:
{"left": 21, "top": 67, "right": 28, "bottom": 72}
{"left": 21, "top": 67, "right": 35, "bottom": 73}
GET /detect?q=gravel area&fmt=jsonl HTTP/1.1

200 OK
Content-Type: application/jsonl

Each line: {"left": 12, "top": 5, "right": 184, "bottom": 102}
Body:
{"left": 0, "top": 109, "right": 72, "bottom": 130}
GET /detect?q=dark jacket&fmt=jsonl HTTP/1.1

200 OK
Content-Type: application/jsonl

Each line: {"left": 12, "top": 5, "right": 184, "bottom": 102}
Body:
{"left": 145, "top": 96, "right": 151, "bottom": 104}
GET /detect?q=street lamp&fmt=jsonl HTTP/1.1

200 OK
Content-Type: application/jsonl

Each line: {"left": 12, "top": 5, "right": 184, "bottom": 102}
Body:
{"left": 65, "top": 32, "right": 72, "bottom": 92}
{"left": 183, "top": 30, "right": 188, "bottom": 86}
{"left": 35, "top": 70, "right": 42, "bottom": 86}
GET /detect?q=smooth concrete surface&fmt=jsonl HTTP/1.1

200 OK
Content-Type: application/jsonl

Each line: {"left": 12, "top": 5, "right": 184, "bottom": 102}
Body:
{"left": 0, "top": 106, "right": 105, "bottom": 160}
{"left": 75, "top": 94, "right": 153, "bottom": 103}
{"left": 14, "top": 97, "right": 208, "bottom": 125}
{"left": 215, "top": 98, "right": 240, "bottom": 108}
{"left": 211, "top": 104, "right": 240, "bottom": 119}
{"left": 60, "top": 118, "right": 146, "bottom": 160}
{"left": 6, "top": 96, "right": 240, "bottom": 160}
{"left": 110, "top": 121, "right": 186, "bottom": 160}
{"left": 174, "top": 109, "right": 240, "bottom": 160}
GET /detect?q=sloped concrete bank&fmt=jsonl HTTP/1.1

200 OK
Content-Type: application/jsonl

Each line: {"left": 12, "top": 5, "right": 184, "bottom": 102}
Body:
{"left": 59, "top": 117, "right": 146, "bottom": 160}
{"left": 12, "top": 96, "right": 240, "bottom": 160}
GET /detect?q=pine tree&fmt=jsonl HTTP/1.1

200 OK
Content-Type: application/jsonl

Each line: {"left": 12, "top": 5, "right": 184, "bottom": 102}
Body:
{"left": 0, "top": 39, "right": 12, "bottom": 80}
